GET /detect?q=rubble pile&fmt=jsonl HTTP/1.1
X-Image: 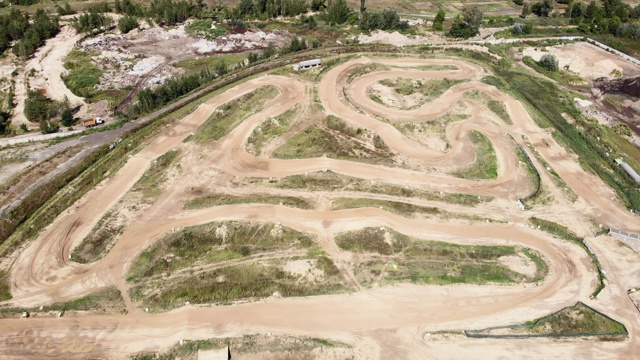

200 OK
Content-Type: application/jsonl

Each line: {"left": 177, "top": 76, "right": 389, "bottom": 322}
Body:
{"left": 76, "top": 25, "right": 290, "bottom": 92}
{"left": 191, "top": 30, "right": 289, "bottom": 54}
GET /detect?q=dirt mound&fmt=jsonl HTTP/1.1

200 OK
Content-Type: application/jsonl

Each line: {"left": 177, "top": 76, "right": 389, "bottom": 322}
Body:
{"left": 594, "top": 76, "right": 640, "bottom": 98}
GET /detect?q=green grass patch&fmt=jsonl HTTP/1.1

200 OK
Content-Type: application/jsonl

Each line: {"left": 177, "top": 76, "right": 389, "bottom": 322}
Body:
{"left": 415, "top": 64, "right": 458, "bottom": 71}
{"left": 378, "top": 77, "right": 465, "bottom": 105}
{"left": 522, "top": 248, "right": 549, "bottom": 283}
{"left": 466, "top": 302, "right": 627, "bottom": 338}
{"left": 529, "top": 302, "right": 626, "bottom": 335}
{"left": 70, "top": 209, "right": 124, "bottom": 264}
{"left": 452, "top": 130, "right": 498, "bottom": 180}
{"left": 131, "top": 148, "right": 181, "bottom": 202}
{"left": 130, "top": 262, "right": 347, "bottom": 310}
{"left": 273, "top": 116, "right": 394, "bottom": 165}
{"left": 128, "top": 221, "right": 317, "bottom": 281}
{"left": 172, "top": 53, "right": 246, "bottom": 77}
{"left": 336, "top": 227, "right": 544, "bottom": 286}
{"left": 63, "top": 49, "right": 110, "bottom": 103}
{"left": 246, "top": 104, "right": 298, "bottom": 156}
{"left": 529, "top": 217, "right": 582, "bottom": 242}
{"left": 184, "top": 193, "right": 313, "bottom": 210}
{"left": 332, "top": 198, "right": 440, "bottom": 217}
{"left": 259, "top": 170, "right": 492, "bottom": 206}
{"left": 191, "top": 86, "right": 278, "bottom": 144}
{"left": 487, "top": 100, "right": 512, "bottom": 124}
{"left": 185, "top": 19, "right": 228, "bottom": 40}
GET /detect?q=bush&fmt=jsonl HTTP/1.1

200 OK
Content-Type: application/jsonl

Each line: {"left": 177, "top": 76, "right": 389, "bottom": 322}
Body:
{"left": 538, "top": 54, "right": 559, "bottom": 71}
{"left": 118, "top": 15, "right": 139, "bottom": 34}
{"left": 512, "top": 23, "right": 533, "bottom": 35}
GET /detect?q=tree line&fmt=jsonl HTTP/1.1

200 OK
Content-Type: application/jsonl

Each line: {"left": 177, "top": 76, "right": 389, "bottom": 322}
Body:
{"left": 0, "top": 9, "right": 59, "bottom": 58}
{"left": 129, "top": 67, "right": 220, "bottom": 116}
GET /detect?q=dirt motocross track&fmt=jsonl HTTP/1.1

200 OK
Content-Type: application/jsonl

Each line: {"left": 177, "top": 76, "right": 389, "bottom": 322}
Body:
{"left": 2, "top": 56, "right": 640, "bottom": 359}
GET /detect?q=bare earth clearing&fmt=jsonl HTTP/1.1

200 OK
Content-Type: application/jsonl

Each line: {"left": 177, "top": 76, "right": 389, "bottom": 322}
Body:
{"left": 0, "top": 54, "right": 639, "bottom": 360}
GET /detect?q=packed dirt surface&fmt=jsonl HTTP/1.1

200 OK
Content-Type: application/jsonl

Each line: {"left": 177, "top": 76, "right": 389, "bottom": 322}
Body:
{"left": 1, "top": 55, "right": 640, "bottom": 359}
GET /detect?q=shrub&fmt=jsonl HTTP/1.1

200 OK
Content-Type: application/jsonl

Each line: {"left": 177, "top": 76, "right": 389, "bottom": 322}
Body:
{"left": 118, "top": 15, "right": 139, "bottom": 34}
{"left": 538, "top": 54, "right": 559, "bottom": 71}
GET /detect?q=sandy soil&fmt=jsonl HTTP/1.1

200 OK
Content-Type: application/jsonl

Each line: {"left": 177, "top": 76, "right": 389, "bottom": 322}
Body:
{"left": 522, "top": 42, "right": 640, "bottom": 79}
{"left": 0, "top": 56, "right": 639, "bottom": 359}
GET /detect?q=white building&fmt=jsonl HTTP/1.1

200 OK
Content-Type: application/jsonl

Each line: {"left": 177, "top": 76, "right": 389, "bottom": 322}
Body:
{"left": 293, "top": 59, "right": 321, "bottom": 71}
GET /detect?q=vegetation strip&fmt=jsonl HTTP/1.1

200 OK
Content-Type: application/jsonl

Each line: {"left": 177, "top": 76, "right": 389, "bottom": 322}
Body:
{"left": 262, "top": 170, "right": 492, "bottom": 206}
{"left": 131, "top": 334, "right": 351, "bottom": 360}
{"left": 0, "top": 287, "right": 126, "bottom": 316}
{"left": 184, "top": 193, "right": 313, "bottom": 210}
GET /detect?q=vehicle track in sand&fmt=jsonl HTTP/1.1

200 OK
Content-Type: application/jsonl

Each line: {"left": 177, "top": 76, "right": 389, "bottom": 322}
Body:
{"left": 1, "top": 56, "right": 639, "bottom": 359}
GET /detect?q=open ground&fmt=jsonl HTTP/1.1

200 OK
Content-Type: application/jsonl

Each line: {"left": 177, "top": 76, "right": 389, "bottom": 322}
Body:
{"left": 1, "top": 43, "right": 640, "bottom": 360}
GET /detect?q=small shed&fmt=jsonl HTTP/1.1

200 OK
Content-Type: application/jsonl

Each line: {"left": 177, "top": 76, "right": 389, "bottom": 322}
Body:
{"left": 293, "top": 58, "right": 321, "bottom": 71}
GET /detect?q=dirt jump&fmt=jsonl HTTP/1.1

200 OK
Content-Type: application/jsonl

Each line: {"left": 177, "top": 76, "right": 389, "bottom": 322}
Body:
{"left": 1, "top": 56, "right": 639, "bottom": 359}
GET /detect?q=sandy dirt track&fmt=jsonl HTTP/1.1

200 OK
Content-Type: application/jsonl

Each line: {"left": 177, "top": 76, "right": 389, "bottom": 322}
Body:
{"left": 1, "top": 57, "right": 640, "bottom": 359}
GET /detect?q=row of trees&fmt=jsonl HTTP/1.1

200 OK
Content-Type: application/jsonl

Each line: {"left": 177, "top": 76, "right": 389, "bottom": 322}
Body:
{"left": 70, "top": 6, "right": 112, "bottom": 33}
{"left": 13, "top": 9, "right": 59, "bottom": 59}
{"left": 360, "top": 8, "right": 408, "bottom": 31}
{"left": 131, "top": 67, "right": 219, "bottom": 116}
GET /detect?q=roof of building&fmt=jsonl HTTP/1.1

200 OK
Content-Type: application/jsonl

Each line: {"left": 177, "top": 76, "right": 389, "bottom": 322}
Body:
{"left": 299, "top": 59, "right": 321, "bottom": 67}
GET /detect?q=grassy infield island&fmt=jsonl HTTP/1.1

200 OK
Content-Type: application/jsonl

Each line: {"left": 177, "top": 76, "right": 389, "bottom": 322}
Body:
{"left": 127, "top": 221, "right": 346, "bottom": 310}
{"left": 335, "top": 227, "right": 547, "bottom": 286}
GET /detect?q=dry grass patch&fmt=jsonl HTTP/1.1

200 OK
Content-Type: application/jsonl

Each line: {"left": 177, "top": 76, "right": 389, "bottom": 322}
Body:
{"left": 335, "top": 227, "right": 547, "bottom": 286}
{"left": 184, "top": 193, "right": 313, "bottom": 210}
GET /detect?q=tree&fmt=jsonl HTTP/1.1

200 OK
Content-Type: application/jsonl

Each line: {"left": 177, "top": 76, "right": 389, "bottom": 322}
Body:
{"left": 310, "top": 0, "right": 325, "bottom": 11}
{"left": 24, "top": 90, "right": 52, "bottom": 123}
{"left": 538, "top": 54, "right": 559, "bottom": 71}
{"left": 448, "top": 5, "right": 483, "bottom": 38}
{"left": 60, "top": 109, "right": 74, "bottom": 127}
{"left": 326, "top": 0, "right": 351, "bottom": 24}
{"left": 0, "top": 111, "right": 10, "bottom": 135}
{"left": 433, "top": 10, "right": 445, "bottom": 31}
{"left": 360, "top": 0, "right": 366, "bottom": 14}
{"left": 214, "top": 58, "right": 227, "bottom": 76}
{"left": 118, "top": 15, "right": 139, "bottom": 34}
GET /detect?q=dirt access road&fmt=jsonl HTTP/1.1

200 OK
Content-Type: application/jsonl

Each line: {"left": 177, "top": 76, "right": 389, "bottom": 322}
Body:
{"left": 1, "top": 57, "right": 639, "bottom": 359}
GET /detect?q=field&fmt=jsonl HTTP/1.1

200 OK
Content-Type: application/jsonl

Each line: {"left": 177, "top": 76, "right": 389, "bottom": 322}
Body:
{"left": 0, "top": 42, "right": 639, "bottom": 360}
